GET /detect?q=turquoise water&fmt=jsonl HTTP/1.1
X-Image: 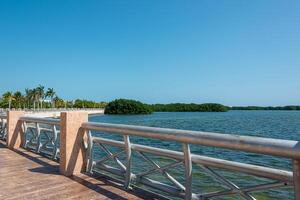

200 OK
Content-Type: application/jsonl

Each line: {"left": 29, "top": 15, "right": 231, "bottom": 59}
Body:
{"left": 89, "top": 111, "right": 300, "bottom": 199}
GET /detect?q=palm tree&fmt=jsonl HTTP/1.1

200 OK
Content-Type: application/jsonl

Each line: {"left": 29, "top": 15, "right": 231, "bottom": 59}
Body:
{"left": 46, "top": 88, "right": 56, "bottom": 108}
{"left": 36, "top": 85, "right": 45, "bottom": 109}
{"left": 53, "top": 96, "right": 63, "bottom": 108}
{"left": 14, "top": 91, "right": 23, "bottom": 109}
{"left": 25, "top": 88, "right": 33, "bottom": 109}
{"left": 32, "top": 88, "right": 39, "bottom": 110}
{"left": 2, "top": 92, "right": 15, "bottom": 110}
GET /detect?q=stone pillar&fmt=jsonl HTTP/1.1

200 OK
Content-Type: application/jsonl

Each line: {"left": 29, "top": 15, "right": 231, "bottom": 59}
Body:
{"left": 293, "top": 159, "right": 300, "bottom": 200}
{"left": 7, "top": 111, "right": 25, "bottom": 149}
{"left": 60, "top": 112, "right": 88, "bottom": 176}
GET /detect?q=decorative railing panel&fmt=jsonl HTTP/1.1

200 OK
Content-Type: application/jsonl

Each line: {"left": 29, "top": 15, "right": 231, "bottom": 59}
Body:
{"left": 82, "top": 122, "right": 300, "bottom": 200}
{"left": 21, "top": 117, "right": 60, "bottom": 160}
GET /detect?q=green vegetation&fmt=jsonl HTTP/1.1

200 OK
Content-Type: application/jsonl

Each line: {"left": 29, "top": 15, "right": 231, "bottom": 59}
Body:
{"left": 104, "top": 100, "right": 229, "bottom": 114}
{"left": 73, "top": 99, "right": 107, "bottom": 109}
{"left": 231, "top": 106, "right": 300, "bottom": 111}
{"left": 0, "top": 85, "right": 107, "bottom": 109}
{"left": 2, "top": 86, "right": 300, "bottom": 113}
{"left": 150, "top": 103, "right": 229, "bottom": 112}
{"left": 104, "top": 99, "right": 152, "bottom": 115}
{"left": 105, "top": 101, "right": 300, "bottom": 113}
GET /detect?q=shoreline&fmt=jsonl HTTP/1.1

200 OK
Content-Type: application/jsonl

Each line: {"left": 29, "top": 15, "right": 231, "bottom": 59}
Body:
{"left": 0, "top": 109, "right": 104, "bottom": 118}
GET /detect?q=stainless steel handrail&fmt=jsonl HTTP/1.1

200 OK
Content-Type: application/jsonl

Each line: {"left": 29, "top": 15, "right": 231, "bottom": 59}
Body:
{"left": 82, "top": 122, "right": 300, "bottom": 159}
{"left": 20, "top": 116, "right": 60, "bottom": 126}
{"left": 83, "top": 122, "right": 299, "bottom": 200}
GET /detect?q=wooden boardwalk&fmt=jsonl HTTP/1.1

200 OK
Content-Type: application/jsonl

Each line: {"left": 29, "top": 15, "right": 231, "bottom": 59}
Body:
{"left": 0, "top": 142, "right": 159, "bottom": 200}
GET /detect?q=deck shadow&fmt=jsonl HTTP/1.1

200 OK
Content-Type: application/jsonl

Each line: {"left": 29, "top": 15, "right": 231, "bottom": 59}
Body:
{"left": 28, "top": 165, "right": 60, "bottom": 175}
{"left": 0, "top": 141, "right": 165, "bottom": 199}
{"left": 13, "top": 148, "right": 57, "bottom": 167}
{"left": 71, "top": 172, "right": 167, "bottom": 200}
{"left": 70, "top": 174, "right": 129, "bottom": 200}
{"left": 0, "top": 142, "right": 6, "bottom": 148}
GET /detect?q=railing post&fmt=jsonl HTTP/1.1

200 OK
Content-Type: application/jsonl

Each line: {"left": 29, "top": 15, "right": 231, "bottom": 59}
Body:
{"left": 182, "top": 143, "right": 192, "bottom": 200}
{"left": 0, "top": 118, "right": 7, "bottom": 139}
{"left": 293, "top": 160, "right": 300, "bottom": 199}
{"left": 35, "top": 122, "right": 41, "bottom": 153}
{"left": 51, "top": 125, "right": 58, "bottom": 160}
{"left": 6, "top": 111, "right": 25, "bottom": 149}
{"left": 87, "top": 131, "right": 94, "bottom": 173}
{"left": 60, "top": 111, "right": 88, "bottom": 176}
{"left": 22, "top": 121, "right": 27, "bottom": 148}
{"left": 124, "top": 135, "right": 132, "bottom": 189}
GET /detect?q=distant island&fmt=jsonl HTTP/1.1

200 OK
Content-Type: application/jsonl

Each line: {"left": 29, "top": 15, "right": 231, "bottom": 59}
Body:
{"left": 104, "top": 101, "right": 300, "bottom": 115}
{"left": 1, "top": 86, "right": 300, "bottom": 114}
{"left": 104, "top": 99, "right": 229, "bottom": 115}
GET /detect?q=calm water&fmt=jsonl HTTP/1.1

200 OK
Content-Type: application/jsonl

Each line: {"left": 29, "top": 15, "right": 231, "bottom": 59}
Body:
{"left": 89, "top": 111, "right": 300, "bottom": 199}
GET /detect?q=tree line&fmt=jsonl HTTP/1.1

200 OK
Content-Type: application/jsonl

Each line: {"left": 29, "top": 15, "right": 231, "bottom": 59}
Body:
{"left": 0, "top": 85, "right": 107, "bottom": 109}
{"left": 150, "top": 103, "right": 229, "bottom": 112}
{"left": 231, "top": 106, "right": 300, "bottom": 111}
{"left": 1, "top": 88, "right": 299, "bottom": 112}
{"left": 105, "top": 99, "right": 229, "bottom": 115}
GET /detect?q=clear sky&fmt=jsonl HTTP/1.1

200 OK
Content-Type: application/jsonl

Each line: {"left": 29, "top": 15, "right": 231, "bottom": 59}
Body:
{"left": 0, "top": 1, "right": 299, "bottom": 106}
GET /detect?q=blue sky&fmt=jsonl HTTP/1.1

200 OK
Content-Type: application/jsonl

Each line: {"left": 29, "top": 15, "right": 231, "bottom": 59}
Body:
{"left": 0, "top": 1, "right": 299, "bottom": 106}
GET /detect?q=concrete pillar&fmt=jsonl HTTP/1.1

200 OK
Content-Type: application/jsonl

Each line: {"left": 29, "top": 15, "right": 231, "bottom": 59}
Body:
{"left": 7, "top": 111, "right": 25, "bottom": 149}
{"left": 293, "top": 159, "right": 300, "bottom": 199}
{"left": 60, "top": 111, "right": 88, "bottom": 176}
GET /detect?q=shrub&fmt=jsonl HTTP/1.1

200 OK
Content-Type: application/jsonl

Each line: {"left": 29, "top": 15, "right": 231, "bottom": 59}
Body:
{"left": 104, "top": 99, "right": 152, "bottom": 115}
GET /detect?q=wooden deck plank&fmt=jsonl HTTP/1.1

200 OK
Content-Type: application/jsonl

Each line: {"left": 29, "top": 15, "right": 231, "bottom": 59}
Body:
{"left": 0, "top": 142, "right": 160, "bottom": 200}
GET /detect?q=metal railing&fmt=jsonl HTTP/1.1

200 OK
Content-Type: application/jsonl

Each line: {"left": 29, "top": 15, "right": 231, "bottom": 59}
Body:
{"left": 1, "top": 114, "right": 299, "bottom": 199}
{"left": 0, "top": 114, "right": 7, "bottom": 141}
{"left": 20, "top": 116, "right": 61, "bottom": 160}
{"left": 82, "top": 122, "right": 300, "bottom": 200}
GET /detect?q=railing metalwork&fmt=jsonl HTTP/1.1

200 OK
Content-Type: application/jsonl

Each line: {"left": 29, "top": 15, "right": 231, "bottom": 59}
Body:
{"left": 2, "top": 113, "right": 299, "bottom": 199}
{"left": 20, "top": 116, "right": 61, "bottom": 160}
{"left": 82, "top": 122, "right": 300, "bottom": 200}
{"left": 0, "top": 115, "right": 7, "bottom": 141}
